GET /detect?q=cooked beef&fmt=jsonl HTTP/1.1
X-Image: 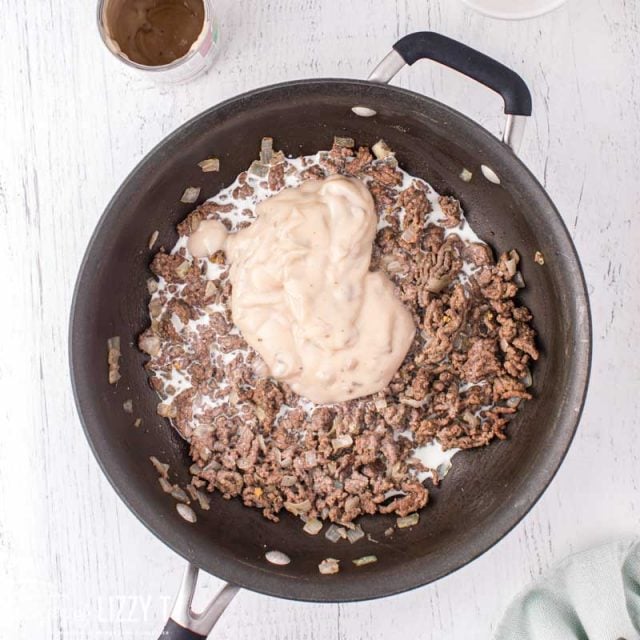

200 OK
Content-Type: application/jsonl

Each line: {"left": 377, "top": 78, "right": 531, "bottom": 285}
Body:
{"left": 139, "top": 141, "right": 537, "bottom": 525}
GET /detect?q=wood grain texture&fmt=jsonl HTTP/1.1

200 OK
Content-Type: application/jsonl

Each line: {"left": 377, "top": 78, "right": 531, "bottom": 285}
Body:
{"left": 1, "top": 0, "right": 639, "bottom": 638}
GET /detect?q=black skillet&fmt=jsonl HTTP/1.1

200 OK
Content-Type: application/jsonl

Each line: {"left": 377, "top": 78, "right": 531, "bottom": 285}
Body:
{"left": 70, "top": 32, "right": 591, "bottom": 638}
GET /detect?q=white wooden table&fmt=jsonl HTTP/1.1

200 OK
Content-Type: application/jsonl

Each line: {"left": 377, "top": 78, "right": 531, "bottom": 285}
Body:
{"left": 2, "top": 1, "right": 639, "bottom": 638}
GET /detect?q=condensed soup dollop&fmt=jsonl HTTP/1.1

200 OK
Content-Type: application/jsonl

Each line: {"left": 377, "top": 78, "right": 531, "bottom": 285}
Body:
{"left": 187, "top": 175, "right": 415, "bottom": 403}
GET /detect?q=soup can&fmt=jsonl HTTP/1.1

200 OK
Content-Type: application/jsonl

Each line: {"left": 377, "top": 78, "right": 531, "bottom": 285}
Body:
{"left": 97, "top": 0, "right": 220, "bottom": 83}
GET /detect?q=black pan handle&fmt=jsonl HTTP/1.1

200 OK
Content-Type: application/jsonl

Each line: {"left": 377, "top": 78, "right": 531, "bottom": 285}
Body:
{"left": 366, "top": 31, "right": 532, "bottom": 152}
{"left": 392, "top": 32, "right": 531, "bottom": 116}
{"left": 158, "top": 564, "right": 239, "bottom": 639}
{"left": 159, "top": 619, "right": 207, "bottom": 640}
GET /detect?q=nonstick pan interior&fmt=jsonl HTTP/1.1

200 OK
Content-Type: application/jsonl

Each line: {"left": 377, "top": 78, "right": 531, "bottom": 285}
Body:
{"left": 70, "top": 80, "right": 590, "bottom": 602}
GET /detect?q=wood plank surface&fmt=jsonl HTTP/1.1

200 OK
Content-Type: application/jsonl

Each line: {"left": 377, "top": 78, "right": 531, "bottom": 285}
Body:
{"left": 1, "top": 0, "right": 638, "bottom": 637}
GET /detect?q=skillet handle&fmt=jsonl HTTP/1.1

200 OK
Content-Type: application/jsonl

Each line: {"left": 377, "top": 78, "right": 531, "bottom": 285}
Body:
{"left": 158, "top": 564, "right": 240, "bottom": 639}
{"left": 367, "top": 31, "right": 531, "bottom": 153}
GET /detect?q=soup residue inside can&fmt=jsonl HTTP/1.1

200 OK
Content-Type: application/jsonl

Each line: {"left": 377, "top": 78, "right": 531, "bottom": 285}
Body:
{"left": 105, "top": 0, "right": 205, "bottom": 66}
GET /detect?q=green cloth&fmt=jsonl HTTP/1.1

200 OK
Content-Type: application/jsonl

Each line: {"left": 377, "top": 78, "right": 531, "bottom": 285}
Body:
{"left": 495, "top": 540, "right": 640, "bottom": 640}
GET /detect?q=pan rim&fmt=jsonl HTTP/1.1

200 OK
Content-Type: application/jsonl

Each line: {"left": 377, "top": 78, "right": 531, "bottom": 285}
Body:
{"left": 69, "top": 77, "right": 592, "bottom": 602}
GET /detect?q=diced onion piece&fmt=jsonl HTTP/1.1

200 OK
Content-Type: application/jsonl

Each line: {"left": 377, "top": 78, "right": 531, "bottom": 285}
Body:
{"left": 157, "top": 402, "right": 177, "bottom": 418}
{"left": 148, "top": 230, "right": 159, "bottom": 250}
{"left": 534, "top": 251, "right": 545, "bottom": 265}
{"left": 397, "top": 513, "right": 420, "bottom": 528}
{"left": 374, "top": 398, "right": 387, "bottom": 410}
{"left": 253, "top": 404, "right": 267, "bottom": 422}
{"left": 158, "top": 477, "right": 173, "bottom": 493}
{"left": 198, "top": 158, "right": 220, "bottom": 172}
{"left": 265, "top": 550, "right": 291, "bottom": 566}
{"left": 196, "top": 490, "right": 210, "bottom": 511}
{"left": 139, "top": 333, "right": 161, "bottom": 356}
{"left": 372, "top": 139, "right": 394, "bottom": 160}
{"left": 277, "top": 451, "right": 292, "bottom": 469}
{"left": 346, "top": 525, "right": 365, "bottom": 544}
{"left": 249, "top": 160, "right": 269, "bottom": 177}
{"left": 385, "top": 260, "right": 404, "bottom": 274}
{"left": 504, "top": 250, "right": 520, "bottom": 278}
{"left": 334, "top": 136, "right": 355, "bottom": 148}
{"left": 175, "top": 260, "right": 191, "bottom": 279}
{"left": 176, "top": 503, "right": 197, "bottom": 523}
{"left": 107, "top": 336, "right": 121, "bottom": 385}
{"left": 513, "top": 271, "right": 526, "bottom": 289}
{"left": 318, "top": 558, "right": 340, "bottom": 575}
{"left": 204, "top": 280, "right": 217, "bottom": 300}
{"left": 325, "top": 524, "right": 347, "bottom": 543}
{"left": 401, "top": 226, "right": 418, "bottom": 244}
{"left": 150, "top": 456, "right": 170, "bottom": 478}
{"left": 303, "top": 518, "right": 323, "bottom": 535}
{"left": 436, "top": 460, "right": 453, "bottom": 478}
{"left": 462, "top": 411, "right": 480, "bottom": 428}
{"left": 122, "top": 399, "right": 133, "bottom": 414}
{"left": 284, "top": 499, "right": 312, "bottom": 515}
{"left": 399, "top": 396, "right": 424, "bottom": 408}
{"left": 170, "top": 485, "right": 190, "bottom": 503}
{"left": 189, "top": 463, "right": 202, "bottom": 475}
{"left": 425, "top": 274, "right": 451, "bottom": 293}
{"left": 352, "top": 555, "right": 377, "bottom": 567}
{"left": 149, "top": 299, "right": 163, "bottom": 318}
{"left": 147, "top": 278, "right": 159, "bottom": 294}
{"left": 260, "top": 137, "right": 274, "bottom": 164}
{"left": 460, "top": 168, "right": 473, "bottom": 182}
{"left": 344, "top": 495, "right": 359, "bottom": 514}
{"left": 203, "top": 460, "right": 221, "bottom": 473}
{"left": 133, "top": 418, "right": 142, "bottom": 428}
{"left": 383, "top": 155, "right": 399, "bottom": 168}
{"left": 180, "top": 187, "right": 201, "bottom": 203}
{"left": 521, "top": 368, "right": 533, "bottom": 388}
{"left": 256, "top": 434, "right": 268, "bottom": 455}
{"left": 331, "top": 435, "right": 353, "bottom": 452}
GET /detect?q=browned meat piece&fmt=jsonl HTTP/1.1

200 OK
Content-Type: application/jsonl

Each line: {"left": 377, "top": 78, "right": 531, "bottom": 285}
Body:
{"left": 400, "top": 183, "right": 431, "bottom": 231}
{"left": 368, "top": 163, "right": 403, "bottom": 187}
{"left": 439, "top": 195, "right": 462, "bottom": 228}
{"left": 419, "top": 235, "right": 464, "bottom": 295}
{"left": 368, "top": 182, "right": 396, "bottom": 212}
{"left": 380, "top": 482, "right": 428, "bottom": 516}
{"left": 267, "top": 163, "right": 285, "bottom": 191}
{"left": 150, "top": 252, "right": 194, "bottom": 283}
{"left": 300, "top": 165, "right": 326, "bottom": 181}
{"left": 214, "top": 470, "right": 244, "bottom": 497}
{"left": 464, "top": 242, "right": 494, "bottom": 267}
{"left": 461, "top": 338, "right": 502, "bottom": 382}
{"left": 232, "top": 182, "right": 254, "bottom": 200}
{"left": 344, "top": 146, "right": 373, "bottom": 175}
{"left": 176, "top": 201, "right": 236, "bottom": 236}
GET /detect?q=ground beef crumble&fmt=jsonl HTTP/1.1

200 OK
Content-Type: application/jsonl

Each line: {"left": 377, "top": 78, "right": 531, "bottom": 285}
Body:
{"left": 139, "top": 139, "right": 538, "bottom": 526}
